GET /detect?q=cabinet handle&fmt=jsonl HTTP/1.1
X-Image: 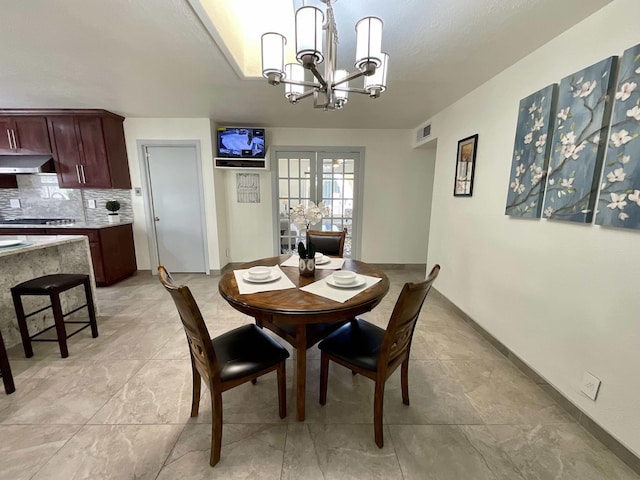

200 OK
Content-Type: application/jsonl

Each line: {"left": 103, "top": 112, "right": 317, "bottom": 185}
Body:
{"left": 80, "top": 164, "right": 86, "bottom": 184}
{"left": 10, "top": 129, "right": 17, "bottom": 149}
{"left": 75, "top": 165, "right": 82, "bottom": 184}
{"left": 6, "top": 130, "right": 11, "bottom": 148}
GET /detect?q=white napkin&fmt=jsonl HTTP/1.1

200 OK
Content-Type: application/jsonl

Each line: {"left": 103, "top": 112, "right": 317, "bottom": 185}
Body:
{"left": 280, "top": 254, "right": 345, "bottom": 270}
{"left": 233, "top": 265, "right": 296, "bottom": 294}
{"left": 300, "top": 274, "right": 382, "bottom": 303}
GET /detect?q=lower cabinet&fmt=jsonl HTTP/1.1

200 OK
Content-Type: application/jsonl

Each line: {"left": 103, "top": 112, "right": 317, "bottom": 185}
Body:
{"left": 0, "top": 175, "right": 18, "bottom": 188}
{"left": 0, "top": 224, "right": 136, "bottom": 286}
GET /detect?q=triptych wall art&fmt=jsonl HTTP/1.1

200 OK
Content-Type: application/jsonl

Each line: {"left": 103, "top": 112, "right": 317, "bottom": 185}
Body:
{"left": 505, "top": 42, "right": 640, "bottom": 231}
{"left": 505, "top": 84, "right": 557, "bottom": 217}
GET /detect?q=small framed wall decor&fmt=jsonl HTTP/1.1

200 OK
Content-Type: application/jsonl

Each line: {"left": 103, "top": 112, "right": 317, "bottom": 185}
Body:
{"left": 454, "top": 134, "right": 479, "bottom": 196}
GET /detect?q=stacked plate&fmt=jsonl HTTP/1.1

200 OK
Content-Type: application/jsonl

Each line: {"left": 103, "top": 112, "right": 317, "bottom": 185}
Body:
{"left": 314, "top": 252, "right": 330, "bottom": 265}
{"left": 244, "top": 266, "right": 281, "bottom": 283}
{"left": 326, "top": 270, "right": 365, "bottom": 288}
{"left": 0, "top": 239, "right": 24, "bottom": 248}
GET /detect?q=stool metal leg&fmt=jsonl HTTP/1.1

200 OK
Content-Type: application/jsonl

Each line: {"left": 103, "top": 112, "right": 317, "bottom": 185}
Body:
{"left": 83, "top": 279, "right": 99, "bottom": 338}
{"left": 0, "top": 330, "right": 15, "bottom": 395}
{"left": 11, "top": 291, "right": 33, "bottom": 358}
{"left": 50, "top": 293, "right": 69, "bottom": 358}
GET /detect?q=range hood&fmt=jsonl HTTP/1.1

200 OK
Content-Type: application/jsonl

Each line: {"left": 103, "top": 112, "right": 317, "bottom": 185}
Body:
{"left": 0, "top": 155, "right": 55, "bottom": 174}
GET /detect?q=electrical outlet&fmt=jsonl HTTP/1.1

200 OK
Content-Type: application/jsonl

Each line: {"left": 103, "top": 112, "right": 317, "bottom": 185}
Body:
{"left": 9, "top": 199, "right": 20, "bottom": 208}
{"left": 581, "top": 371, "right": 601, "bottom": 401}
{"left": 225, "top": 247, "right": 230, "bottom": 258}
{"left": 88, "top": 199, "right": 96, "bottom": 209}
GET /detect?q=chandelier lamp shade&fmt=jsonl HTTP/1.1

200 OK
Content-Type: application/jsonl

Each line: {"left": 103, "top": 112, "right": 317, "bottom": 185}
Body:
{"left": 261, "top": 0, "right": 389, "bottom": 111}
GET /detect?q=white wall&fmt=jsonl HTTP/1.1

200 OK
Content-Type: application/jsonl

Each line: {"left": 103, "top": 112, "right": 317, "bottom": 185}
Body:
{"left": 223, "top": 128, "right": 436, "bottom": 264}
{"left": 123, "top": 118, "right": 222, "bottom": 270}
{"left": 426, "top": 0, "right": 640, "bottom": 455}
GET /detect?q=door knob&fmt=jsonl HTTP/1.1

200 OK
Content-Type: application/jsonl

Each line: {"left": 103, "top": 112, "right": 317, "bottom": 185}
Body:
{"left": 154, "top": 216, "right": 160, "bottom": 222}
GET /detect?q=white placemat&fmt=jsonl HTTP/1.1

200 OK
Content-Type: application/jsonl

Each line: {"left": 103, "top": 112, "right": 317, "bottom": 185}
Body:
{"left": 280, "top": 254, "right": 345, "bottom": 270}
{"left": 300, "top": 274, "right": 382, "bottom": 303}
{"left": 233, "top": 265, "right": 296, "bottom": 294}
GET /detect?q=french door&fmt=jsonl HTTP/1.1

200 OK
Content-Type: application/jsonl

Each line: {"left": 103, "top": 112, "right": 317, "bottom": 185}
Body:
{"left": 275, "top": 149, "right": 362, "bottom": 258}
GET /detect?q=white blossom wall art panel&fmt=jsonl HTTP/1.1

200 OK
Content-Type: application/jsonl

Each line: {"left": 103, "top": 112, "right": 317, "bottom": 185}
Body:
{"left": 505, "top": 84, "right": 557, "bottom": 217}
{"left": 543, "top": 57, "right": 618, "bottom": 223}
{"left": 596, "top": 42, "right": 640, "bottom": 230}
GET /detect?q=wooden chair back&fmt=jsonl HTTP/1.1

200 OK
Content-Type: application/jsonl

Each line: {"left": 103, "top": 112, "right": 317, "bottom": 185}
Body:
{"left": 307, "top": 228, "right": 347, "bottom": 257}
{"left": 158, "top": 266, "right": 219, "bottom": 385}
{"left": 379, "top": 265, "right": 440, "bottom": 368}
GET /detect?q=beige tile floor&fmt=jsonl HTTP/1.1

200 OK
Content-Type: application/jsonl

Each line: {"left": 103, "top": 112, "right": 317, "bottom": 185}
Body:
{"left": 1, "top": 268, "right": 638, "bottom": 480}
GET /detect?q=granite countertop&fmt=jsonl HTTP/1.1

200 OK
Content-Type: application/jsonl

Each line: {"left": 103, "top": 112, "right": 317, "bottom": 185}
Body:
{"left": 0, "top": 234, "right": 88, "bottom": 258}
{"left": 0, "top": 221, "right": 133, "bottom": 229}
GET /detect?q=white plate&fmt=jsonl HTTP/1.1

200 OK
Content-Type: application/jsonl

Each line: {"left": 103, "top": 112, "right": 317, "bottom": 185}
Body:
{"left": 326, "top": 274, "right": 366, "bottom": 289}
{"left": 0, "top": 239, "right": 23, "bottom": 248}
{"left": 316, "top": 255, "right": 330, "bottom": 265}
{"left": 243, "top": 271, "right": 281, "bottom": 283}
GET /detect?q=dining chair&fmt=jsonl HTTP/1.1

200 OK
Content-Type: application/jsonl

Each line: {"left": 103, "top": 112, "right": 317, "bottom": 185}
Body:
{"left": 306, "top": 228, "right": 347, "bottom": 257}
{"left": 318, "top": 264, "right": 440, "bottom": 447}
{"left": 158, "top": 266, "right": 289, "bottom": 467}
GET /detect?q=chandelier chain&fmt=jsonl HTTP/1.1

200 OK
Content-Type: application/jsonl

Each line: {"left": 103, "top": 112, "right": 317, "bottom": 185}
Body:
{"left": 325, "top": 0, "right": 339, "bottom": 46}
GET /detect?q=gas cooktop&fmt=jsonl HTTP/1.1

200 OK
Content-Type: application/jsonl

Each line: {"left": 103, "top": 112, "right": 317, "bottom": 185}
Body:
{"left": 0, "top": 218, "right": 75, "bottom": 225}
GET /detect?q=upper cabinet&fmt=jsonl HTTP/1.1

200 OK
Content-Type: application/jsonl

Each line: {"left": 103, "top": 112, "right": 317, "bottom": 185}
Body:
{"left": 0, "top": 109, "right": 131, "bottom": 189}
{"left": 47, "top": 112, "right": 131, "bottom": 189}
{"left": 0, "top": 116, "right": 52, "bottom": 153}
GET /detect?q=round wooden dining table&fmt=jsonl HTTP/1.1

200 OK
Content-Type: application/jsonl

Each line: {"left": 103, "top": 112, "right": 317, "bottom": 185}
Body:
{"left": 218, "top": 255, "right": 390, "bottom": 421}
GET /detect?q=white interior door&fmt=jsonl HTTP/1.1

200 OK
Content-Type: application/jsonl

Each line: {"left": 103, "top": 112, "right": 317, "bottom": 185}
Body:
{"left": 146, "top": 145, "right": 207, "bottom": 273}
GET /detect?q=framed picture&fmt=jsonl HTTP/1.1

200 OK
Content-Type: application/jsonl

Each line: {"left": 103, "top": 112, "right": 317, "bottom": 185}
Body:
{"left": 454, "top": 134, "right": 479, "bottom": 196}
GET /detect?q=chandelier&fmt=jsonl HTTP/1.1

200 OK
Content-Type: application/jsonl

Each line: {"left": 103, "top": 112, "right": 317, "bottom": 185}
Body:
{"left": 261, "top": 0, "right": 389, "bottom": 111}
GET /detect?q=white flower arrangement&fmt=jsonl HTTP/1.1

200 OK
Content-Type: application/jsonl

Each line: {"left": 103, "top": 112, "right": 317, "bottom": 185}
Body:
{"left": 290, "top": 201, "right": 330, "bottom": 231}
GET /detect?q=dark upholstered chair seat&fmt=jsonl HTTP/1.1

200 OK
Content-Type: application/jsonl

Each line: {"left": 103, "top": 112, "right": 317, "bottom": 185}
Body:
{"left": 213, "top": 324, "right": 289, "bottom": 382}
{"left": 12, "top": 274, "right": 89, "bottom": 294}
{"left": 318, "top": 319, "right": 385, "bottom": 372}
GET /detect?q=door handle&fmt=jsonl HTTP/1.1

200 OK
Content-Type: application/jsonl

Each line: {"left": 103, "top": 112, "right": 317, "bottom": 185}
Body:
{"left": 80, "top": 164, "right": 86, "bottom": 184}
{"left": 154, "top": 216, "right": 160, "bottom": 222}
{"left": 10, "top": 129, "right": 17, "bottom": 149}
{"left": 75, "top": 165, "right": 82, "bottom": 184}
{"left": 6, "top": 130, "right": 12, "bottom": 149}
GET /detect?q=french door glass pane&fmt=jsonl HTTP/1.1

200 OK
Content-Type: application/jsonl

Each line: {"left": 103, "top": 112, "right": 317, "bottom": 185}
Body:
{"left": 317, "top": 155, "right": 356, "bottom": 257}
{"left": 277, "top": 151, "right": 358, "bottom": 257}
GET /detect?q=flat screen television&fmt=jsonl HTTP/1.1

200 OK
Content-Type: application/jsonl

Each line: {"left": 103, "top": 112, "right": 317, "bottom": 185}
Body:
{"left": 216, "top": 127, "right": 266, "bottom": 159}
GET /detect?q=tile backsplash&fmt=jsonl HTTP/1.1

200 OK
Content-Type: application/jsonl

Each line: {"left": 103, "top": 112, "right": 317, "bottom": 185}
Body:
{"left": 0, "top": 174, "right": 133, "bottom": 223}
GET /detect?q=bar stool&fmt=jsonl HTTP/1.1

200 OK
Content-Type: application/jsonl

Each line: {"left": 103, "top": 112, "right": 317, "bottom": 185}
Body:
{"left": 0, "top": 329, "right": 15, "bottom": 394}
{"left": 11, "top": 274, "right": 98, "bottom": 359}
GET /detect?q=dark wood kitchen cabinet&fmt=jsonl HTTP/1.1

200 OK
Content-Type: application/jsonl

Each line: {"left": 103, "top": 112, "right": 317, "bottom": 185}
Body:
{"left": 0, "top": 116, "right": 52, "bottom": 153}
{"left": 0, "top": 109, "right": 131, "bottom": 190}
{"left": 47, "top": 112, "right": 131, "bottom": 189}
{"left": 0, "top": 223, "right": 137, "bottom": 286}
{"left": 0, "top": 175, "right": 18, "bottom": 188}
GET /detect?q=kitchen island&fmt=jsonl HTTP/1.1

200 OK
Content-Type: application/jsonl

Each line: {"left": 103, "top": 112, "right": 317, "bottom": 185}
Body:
{"left": 0, "top": 223, "right": 136, "bottom": 286}
{"left": 0, "top": 235, "right": 97, "bottom": 349}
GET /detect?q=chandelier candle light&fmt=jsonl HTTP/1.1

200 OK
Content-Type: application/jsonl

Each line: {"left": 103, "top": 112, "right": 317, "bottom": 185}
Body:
{"left": 261, "top": 0, "right": 389, "bottom": 111}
